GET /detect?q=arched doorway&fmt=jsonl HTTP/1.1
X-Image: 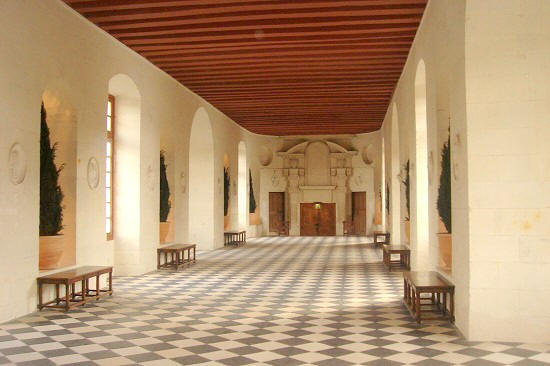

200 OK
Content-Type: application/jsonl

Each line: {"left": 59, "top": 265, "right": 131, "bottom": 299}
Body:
{"left": 109, "top": 74, "right": 142, "bottom": 275}
{"left": 188, "top": 107, "right": 215, "bottom": 250}
{"left": 391, "top": 103, "right": 401, "bottom": 244}
{"left": 39, "top": 88, "right": 77, "bottom": 270}
{"left": 413, "top": 60, "right": 430, "bottom": 270}
{"left": 381, "top": 136, "right": 386, "bottom": 230}
{"left": 238, "top": 141, "right": 247, "bottom": 230}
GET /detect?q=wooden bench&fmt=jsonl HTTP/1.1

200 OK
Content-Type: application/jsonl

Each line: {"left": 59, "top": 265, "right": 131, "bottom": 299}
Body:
{"left": 224, "top": 230, "right": 246, "bottom": 246}
{"left": 373, "top": 231, "right": 390, "bottom": 247}
{"left": 37, "top": 266, "right": 113, "bottom": 312}
{"left": 383, "top": 245, "right": 410, "bottom": 271}
{"left": 403, "top": 271, "right": 454, "bottom": 323}
{"left": 157, "top": 244, "right": 196, "bottom": 270}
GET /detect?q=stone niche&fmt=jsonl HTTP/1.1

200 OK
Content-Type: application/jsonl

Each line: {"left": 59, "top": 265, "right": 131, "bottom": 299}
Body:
{"left": 260, "top": 139, "right": 374, "bottom": 236}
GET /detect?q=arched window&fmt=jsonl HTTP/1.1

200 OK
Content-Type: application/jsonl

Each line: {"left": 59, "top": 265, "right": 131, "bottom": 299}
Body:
{"left": 414, "top": 60, "right": 430, "bottom": 269}
{"left": 188, "top": 107, "right": 215, "bottom": 250}
{"left": 238, "top": 141, "right": 247, "bottom": 229}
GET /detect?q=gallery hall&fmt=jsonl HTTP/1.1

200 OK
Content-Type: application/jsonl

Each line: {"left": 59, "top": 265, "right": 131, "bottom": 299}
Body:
{"left": 0, "top": 0, "right": 549, "bottom": 365}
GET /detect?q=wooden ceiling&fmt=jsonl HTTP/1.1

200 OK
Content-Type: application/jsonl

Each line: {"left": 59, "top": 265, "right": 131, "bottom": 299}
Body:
{"left": 64, "top": 0, "right": 427, "bottom": 135}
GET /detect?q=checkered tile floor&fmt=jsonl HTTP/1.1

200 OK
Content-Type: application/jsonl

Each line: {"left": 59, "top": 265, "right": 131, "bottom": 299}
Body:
{"left": 1, "top": 236, "right": 549, "bottom": 365}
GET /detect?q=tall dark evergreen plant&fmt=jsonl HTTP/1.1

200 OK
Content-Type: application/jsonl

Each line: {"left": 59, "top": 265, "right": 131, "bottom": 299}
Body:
{"left": 402, "top": 160, "right": 410, "bottom": 220}
{"left": 385, "top": 182, "right": 390, "bottom": 215}
{"left": 159, "top": 151, "right": 171, "bottom": 222}
{"left": 40, "top": 103, "right": 64, "bottom": 236}
{"left": 249, "top": 169, "right": 256, "bottom": 214}
{"left": 437, "top": 134, "right": 452, "bottom": 233}
{"left": 224, "top": 167, "right": 230, "bottom": 216}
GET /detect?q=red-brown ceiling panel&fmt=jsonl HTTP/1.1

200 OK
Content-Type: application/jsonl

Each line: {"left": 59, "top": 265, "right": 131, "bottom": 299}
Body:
{"left": 64, "top": 0, "right": 427, "bottom": 135}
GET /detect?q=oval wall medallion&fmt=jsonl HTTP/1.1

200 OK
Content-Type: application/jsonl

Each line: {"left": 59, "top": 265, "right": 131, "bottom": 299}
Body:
{"left": 87, "top": 157, "right": 100, "bottom": 189}
{"left": 8, "top": 143, "right": 27, "bottom": 185}
{"left": 362, "top": 144, "right": 374, "bottom": 165}
{"left": 259, "top": 146, "right": 273, "bottom": 166}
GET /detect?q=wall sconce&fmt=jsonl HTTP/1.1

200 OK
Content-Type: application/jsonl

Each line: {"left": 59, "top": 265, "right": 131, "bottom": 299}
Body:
{"left": 314, "top": 202, "right": 321, "bottom": 209}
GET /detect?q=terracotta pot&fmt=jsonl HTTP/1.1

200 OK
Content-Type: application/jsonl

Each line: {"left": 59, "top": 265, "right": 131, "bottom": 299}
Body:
{"left": 224, "top": 215, "right": 230, "bottom": 230}
{"left": 159, "top": 221, "right": 171, "bottom": 244}
{"left": 438, "top": 219, "right": 447, "bottom": 234}
{"left": 438, "top": 233, "right": 452, "bottom": 273}
{"left": 39, "top": 235, "right": 64, "bottom": 270}
{"left": 249, "top": 211, "right": 259, "bottom": 225}
{"left": 404, "top": 220, "right": 410, "bottom": 243}
{"left": 374, "top": 196, "right": 382, "bottom": 225}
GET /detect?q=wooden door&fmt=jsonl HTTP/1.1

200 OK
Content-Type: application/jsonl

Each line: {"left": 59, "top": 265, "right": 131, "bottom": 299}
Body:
{"left": 269, "top": 192, "right": 285, "bottom": 232}
{"left": 300, "top": 203, "right": 318, "bottom": 236}
{"left": 300, "top": 203, "right": 336, "bottom": 236}
{"left": 319, "top": 203, "right": 336, "bottom": 236}
{"left": 352, "top": 192, "right": 366, "bottom": 235}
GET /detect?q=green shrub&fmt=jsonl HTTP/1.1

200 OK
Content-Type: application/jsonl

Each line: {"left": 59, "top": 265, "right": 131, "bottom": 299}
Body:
{"left": 224, "top": 167, "right": 230, "bottom": 216}
{"left": 385, "top": 182, "right": 390, "bottom": 215}
{"left": 159, "top": 151, "right": 171, "bottom": 222}
{"left": 437, "top": 134, "right": 452, "bottom": 233}
{"left": 40, "top": 103, "right": 64, "bottom": 236}
{"left": 402, "top": 160, "right": 410, "bottom": 220}
{"left": 249, "top": 169, "right": 256, "bottom": 214}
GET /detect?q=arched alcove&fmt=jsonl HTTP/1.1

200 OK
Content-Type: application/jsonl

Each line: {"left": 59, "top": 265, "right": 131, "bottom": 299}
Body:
{"left": 414, "top": 60, "right": 430, "bottom": 270}
{"left": 188, "top": 107, "right": 215, "bottom": 250}
{"left": 223, "top": 153, "right": 230, "bottom": 229}
{"left": 108, "top": 74, "right": 142, "bottom": 275}
{"left": 39, "top": 88, "right": 77, "bottom": 270}
{"left": 391, "top": 103, "right": 401, "bottom": 244}
{"left": 238, "top": 141, "right": 247, "bottom": 230}
{"left": 381, "top": 136, "right": 386, "bottom": 230}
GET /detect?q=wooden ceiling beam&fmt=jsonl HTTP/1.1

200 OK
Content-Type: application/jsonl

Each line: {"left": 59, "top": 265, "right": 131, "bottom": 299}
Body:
{"left": 63, "top": 0, "right": 427, "bottom": 135}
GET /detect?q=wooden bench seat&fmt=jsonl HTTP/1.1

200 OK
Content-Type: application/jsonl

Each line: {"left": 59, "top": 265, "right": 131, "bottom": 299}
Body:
{"left": 383, "top": 245, "right": 410, "bottom": 271}
{"left": 403, "top": 271, "right": 454, "bottom": 323}
{"left": 157, "top": 244, "right": 196, "bottom": 270}
{"left": 224, "top": 230, "right": 246, "bottom": 246}
{"left": 373, "top": 231, "right": 390, "bottom": 247}
{"left": 37, "top": 266, "right": 113, "bottom": 312}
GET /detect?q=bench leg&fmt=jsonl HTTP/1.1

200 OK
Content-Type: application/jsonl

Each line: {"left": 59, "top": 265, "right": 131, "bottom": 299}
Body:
{"left": 450, "top": 290, "right": 455, "bottom": 322}
{"left": 65, "top": 283, "right": 70, "bottom": 312}
{"left": 38, "top": 282, "right": 43, "bottom": 310}
{"left": 96, "top": 275, "right": 100, "bottom": 299}
{"left": 109, "top": 271, "right": 113, "bottom": 295}
{"left": 415, "top": 291, "right": 421, "bottom": 323}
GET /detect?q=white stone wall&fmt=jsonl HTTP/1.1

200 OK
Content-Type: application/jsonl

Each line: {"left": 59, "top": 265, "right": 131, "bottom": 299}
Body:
{"left": 258, "top": 135, "right": 380, "bottom": 236}
{"left": 378, "top": 0, "right": 469, "bottom": 336}
{"left": 380, "top": 0, "right": 550, "bottom": 343}
{"left": 464, "top": 0, "right": 550, "bottom": 343}
{"left": 0, "top": 0, "right": 270, "bottom": 323}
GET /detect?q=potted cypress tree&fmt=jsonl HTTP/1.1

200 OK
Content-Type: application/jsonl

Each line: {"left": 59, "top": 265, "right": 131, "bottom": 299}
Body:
{"left": 159, "top": 151, "right": 171, "bottom": 243}
{"left": 437, "top": 134, "right": 452, "bottom": 272}
{"left": 224, "top": 167, "right": 230, "bottom": 229}
{"left": 374, "top": 188, "right": 382, "bottom": 226}
{"left": 39, "top": 103, "right": 65, "bottom": 270}
{"left": 401, "top": 160, "right": 411, "bottom": 243}
{"left": 386, "top": 182, "right": 390, "bottom": 216}
{"left": 249, "top": 169, "right": 257, "bottom": 222}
